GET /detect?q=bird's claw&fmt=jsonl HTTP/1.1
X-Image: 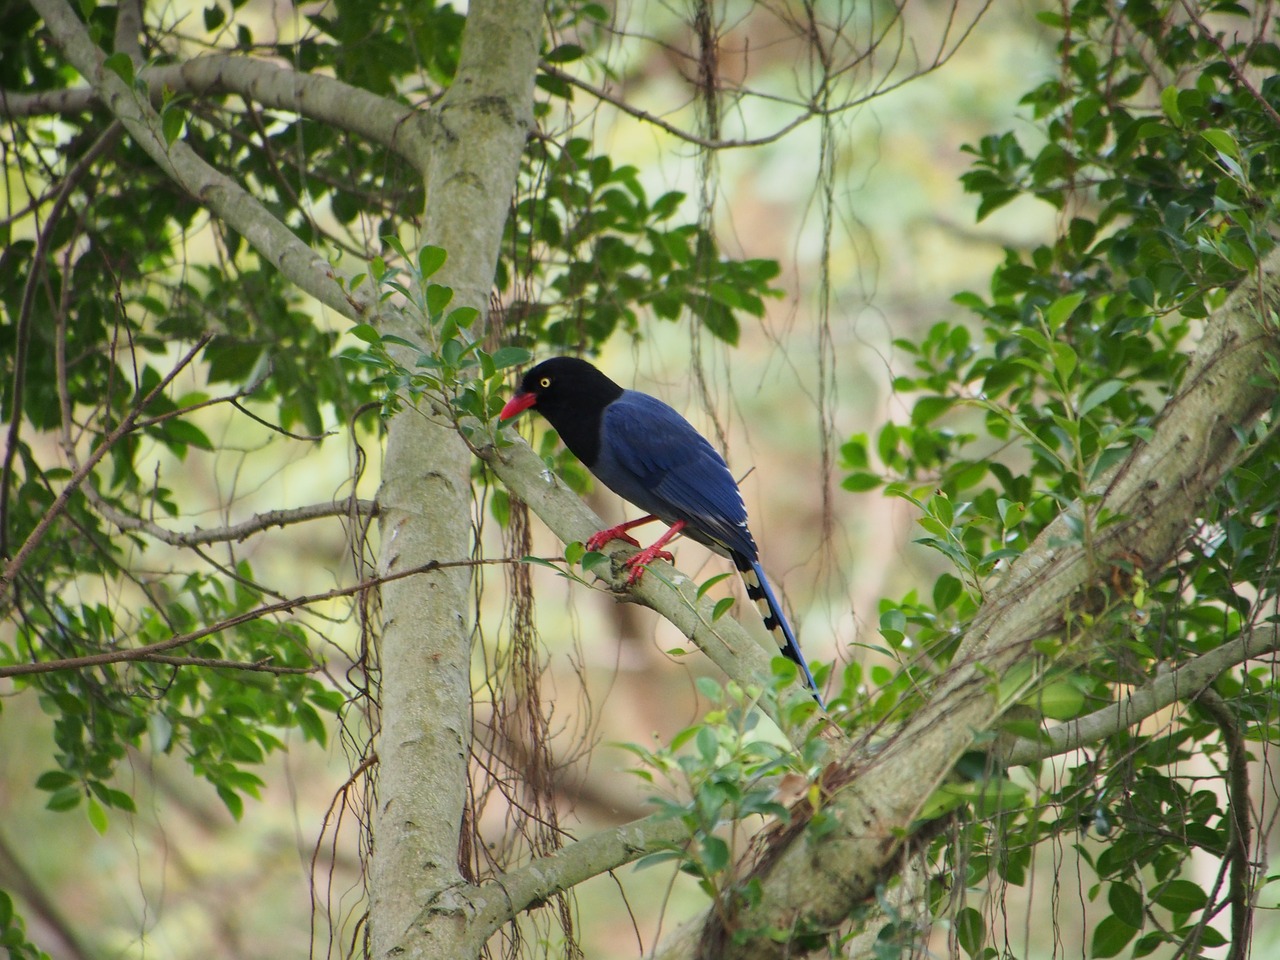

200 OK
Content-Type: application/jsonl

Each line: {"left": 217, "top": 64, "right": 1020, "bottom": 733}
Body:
{"left": 587, "top": 525, "right": 643, "bottom": 551}
{"left": 623, "top": 547, "right": 674, "bottom": 584}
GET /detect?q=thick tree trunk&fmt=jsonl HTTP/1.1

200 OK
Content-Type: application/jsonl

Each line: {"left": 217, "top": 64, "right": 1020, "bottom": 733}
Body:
{"left": 369, "top": 1, "right": 542, "bottom": 957}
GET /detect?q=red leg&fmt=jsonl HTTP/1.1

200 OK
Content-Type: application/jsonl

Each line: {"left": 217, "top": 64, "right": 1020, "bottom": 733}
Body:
{"left": 623, "top": 520, "right": 686, "bottom": 584}
{"left": 587, "top": 514, "right": 659, "bottom": 552}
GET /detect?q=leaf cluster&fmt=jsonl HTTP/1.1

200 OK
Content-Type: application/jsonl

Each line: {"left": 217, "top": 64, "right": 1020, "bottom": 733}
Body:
{"left": 832, "top": 3, "right": 1280, "bottom": 955}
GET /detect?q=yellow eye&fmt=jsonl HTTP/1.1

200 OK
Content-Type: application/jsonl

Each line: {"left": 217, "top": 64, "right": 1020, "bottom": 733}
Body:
{"left": 539, "top": 377, "right": 551, "bottom": 388}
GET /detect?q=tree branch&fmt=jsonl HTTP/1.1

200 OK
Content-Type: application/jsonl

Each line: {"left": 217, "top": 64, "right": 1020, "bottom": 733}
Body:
{"left": 29, "top": 0, "right": 384, "bottom": 326}
{"left": 0, "top": 557, "right": 497, "bottom": 679}
{"left": 669, "top": 246, "right": 1280, "bottom": 959}
{"left": 1004, "top": 626, "right": 1280, "bottom": 766}
{"left": 448, "top": 813, "right": 691, "bottom": 952}
{"left": 478, "top": 437, "right": 831, "bottom": 743}
{"left": 88, "top": 493, "right": 378, "bottom": 548}
{"left": 0, "top": 53, "right": 433, "bottom": 174}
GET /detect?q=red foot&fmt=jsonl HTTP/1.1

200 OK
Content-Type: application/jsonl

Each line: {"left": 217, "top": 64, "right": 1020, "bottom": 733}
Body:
{"left": 586, "top": 515, "right": 659, "bottom": 552}
{"left": 623, "top": 545, "right": 676, "bottom": 584}
{"left": 620, "top": 520, "right": 686, "bottom": 585}
{"left": 587, "top": 525, "right": 642, "bottom": 551}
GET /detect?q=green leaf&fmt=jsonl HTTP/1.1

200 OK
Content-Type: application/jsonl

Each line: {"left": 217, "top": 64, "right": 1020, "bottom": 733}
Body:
{"left": 954, "top": 906, "right": 985, "bottom": 957}
{"left": 46, "top": 786, "right": 82, "bottom": 811}
{"left": 203, "top": 4, "right": 226, "bottom": 31}
{"left": 295, "top": 703, "right": 328, "bottom": 746}
{"left": 217, "top": 785, "right": 245, "bottom": 820}
{"left": 491, "top": 346, "right": 532, "bottom": 370}
{"left": 1090, "top": 915, "right": 1138, "bottom": 958}
{"left": 1201, "top": 128, "right": 1240, "bottom": 160}
{"left": 1079, "top": 379, "right": 1125, "bottom": 416}
{"left": 711, "top": 596, "right": 735, "bottom": 621}
{"left": 418, "top": 245, "right": 447, "bottom": 279}
{"left": 161, "top": 105, "right": 185, "bottom": 146}
{"left": 694, "top": 676, "right": 723, "bottom": 702}
{"left": 86, "top": 796, "right": 109, "bottom": 835}
{"left": 1032, "top": 680, "right": 1085, "bottom": 720}
{"left": 840, "top": 436, "right": 869, "bottom": 469}
{"left": 1051, "top": 341, "right": 1077, "bottom": 384}
{"left": 933, "top": 573, "right": 963, "bottom": 610}
{"left": 912, "top": 395, "right": 954, "bottom": 425}
{"left": 545, "top": 43, "right": 584, "bottom": 64}
{"left": 351, "top": 322, "right": 381, "bottom": 343}
{"left": 841, "top": 472, "right": 882, "bottom": 492}
{"left": 697, "top": 572, "right": 733, "bottom": 599}
{"left": 695, "top": 726, "right": 718, "bottom": 763}
{"left": 1044, "top": 291, "right": 1086, "bottom": 331}
{"left": 1154, "top": 879, "right": 1207, "bottom": 913}
{"left": 103, "top": 52, "right": 135, "bottom": 85}
{"left": 162, "top": 419, "right": 215, "bottom": 452}
{"left": 426, "top": 282, "right": 453, "bottom": 316}
{"left": 1160, "top": 84, "right": 1182, "bottom": 125}
{"left": 447, "top": 306, "right": 479, "bottom": 329}
{"left": 1108, "top": 882, "right": 1144, "bottom": 927}
{"left": 35, "top": 770, "right": 75, "bottom": 791}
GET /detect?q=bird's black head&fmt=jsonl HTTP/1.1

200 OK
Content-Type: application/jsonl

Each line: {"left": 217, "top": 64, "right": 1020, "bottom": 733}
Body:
{"left": 498, "top": 356, "right": 624, "bottom": 465}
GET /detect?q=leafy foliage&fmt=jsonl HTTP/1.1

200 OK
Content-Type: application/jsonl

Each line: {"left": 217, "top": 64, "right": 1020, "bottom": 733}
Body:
{"left": 501, "top": 136, "right": 784, "bottom": 348}
{"left": 5, "top": 0, "right": 1280, "bottom": 956}
{"left": 837, "top": 3, "right": 1280, "bottom": 954}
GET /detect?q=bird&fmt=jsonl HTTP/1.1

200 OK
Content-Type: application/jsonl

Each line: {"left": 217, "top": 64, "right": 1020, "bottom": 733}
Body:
{"left": 499, "top": 355, "right": 823, "bottom": 705}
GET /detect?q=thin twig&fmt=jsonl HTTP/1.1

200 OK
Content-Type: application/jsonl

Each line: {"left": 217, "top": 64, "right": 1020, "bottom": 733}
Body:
{"left": 141, "top": 654, "right": 320, "bottom": 674}
{"left": 1197, "top": 688, "right": 1254, "bottom": 960}
{"left": 1, "top": 334, "right": 212, "bottom": 594}
{"left": 89, "top": 495, "right": 379, "bottom": 547}
{"left": 0, "top": 121, "right": 124, "bottom": 559}
{"left": 0, "top": 555, "right": 520, "bottom": 679}
{"left": 1179, "top": 0, "right": 1280, "bottom": 130}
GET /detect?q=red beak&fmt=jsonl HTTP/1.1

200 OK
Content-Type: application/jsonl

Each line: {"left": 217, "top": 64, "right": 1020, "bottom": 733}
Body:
{"left": 499, "top": 390, "right": 538, "bottom": 422}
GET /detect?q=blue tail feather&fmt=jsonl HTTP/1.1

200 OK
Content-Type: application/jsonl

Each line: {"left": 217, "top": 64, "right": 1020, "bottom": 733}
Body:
{"left": 733, "top": 555, "right": 824, "bottom": 707}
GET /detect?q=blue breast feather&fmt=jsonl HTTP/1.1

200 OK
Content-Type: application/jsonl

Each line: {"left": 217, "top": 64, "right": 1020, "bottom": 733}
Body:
{"left": 591, "top": 391, "right": 758, "bottom": 560}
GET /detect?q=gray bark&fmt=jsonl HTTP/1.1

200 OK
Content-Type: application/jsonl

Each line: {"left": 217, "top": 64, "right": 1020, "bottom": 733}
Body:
{"left": 369, "top": 1, "right": 543, "bottom": 957}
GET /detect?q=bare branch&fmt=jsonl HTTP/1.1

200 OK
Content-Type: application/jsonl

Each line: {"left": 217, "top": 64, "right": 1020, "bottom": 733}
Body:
{"left": 88, "top": 492, "right": 378, "bottom": 547}
{"left": 0, "top": 53, "right": 433, "bottom": 172}
{"left": 454, "top": 813, "right": 692, "bottom": 951}
{"left": 141, "top": 654, "right": 320, "bottom": 674}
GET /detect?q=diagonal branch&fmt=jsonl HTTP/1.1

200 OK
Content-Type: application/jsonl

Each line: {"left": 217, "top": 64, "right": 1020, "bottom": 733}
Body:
{"left": 445, "top": 813, "right": 692, "bottom": 953}
{"left": 29, "top": 0, "right": 389, "bottom": 327}
{"left": 478, "top": 438, "right": 833, "bottom": 745}
{"left": 0, "top": 335, "right": 211, "bottom": 595}
{"left": 1004, "top": 626, "right": 1280, "bottom": 766}
{"left": 661, "top": 245, "right": 1280, "bottom": 960}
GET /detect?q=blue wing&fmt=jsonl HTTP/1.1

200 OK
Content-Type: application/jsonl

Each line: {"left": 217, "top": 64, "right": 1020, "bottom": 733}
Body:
{"left": 592, "top": 391, "right": 758, "bottom": 559}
